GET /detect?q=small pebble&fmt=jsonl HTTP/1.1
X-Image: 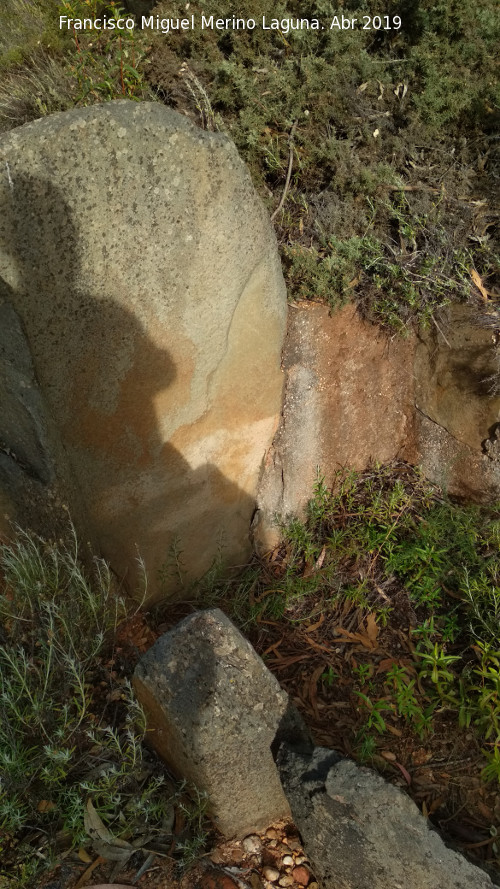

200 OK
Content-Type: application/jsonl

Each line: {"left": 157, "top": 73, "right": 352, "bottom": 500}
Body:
{"left": 282, "top": 855, "right": 294, "bottom": 867}
{"left": 381, "top": 750, "right": 397, "bottom": 762}
{"left": 278, "top": 877, "right": 294, "bottom": 887}
{"left": 308, "top": 883, "right": 319, "bottom": 889}
{"left": 266, "top": 828, "right": 279, "bottom": 839}
{"left": 243, "top": 835, "right": 262, "bottom": 855}
{"left": 201, "top": 869, "right": 240, "bottom": 889}
{"left": 262, "top": 866, "right": 280, "bottom": 882}
{"left": 292, "top": 865, "right": 311, "bottom": 885}
{"left": 294, "top": 857, "right": 306, "bottom": 865}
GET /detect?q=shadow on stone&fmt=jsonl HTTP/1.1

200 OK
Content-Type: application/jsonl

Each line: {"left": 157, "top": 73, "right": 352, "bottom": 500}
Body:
{"left": 0, "top": 170, "right": 256, "bottom": 598}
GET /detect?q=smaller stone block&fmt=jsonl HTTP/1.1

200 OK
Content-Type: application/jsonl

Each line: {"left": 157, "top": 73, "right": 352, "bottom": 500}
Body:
{"left": 133, "top": 609, "right": 292, "bottom": 838}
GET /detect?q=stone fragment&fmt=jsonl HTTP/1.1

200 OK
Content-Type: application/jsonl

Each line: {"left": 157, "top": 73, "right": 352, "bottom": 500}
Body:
{"left": 133, "top": 609, "right": 304, "bottom": 838}
{"left": 0, "top": 101, "right": 287, "bottom": 598}
{"left": 278, "top": 745, "right": 498, "bottom": 889}
{"left": 281, "top": 855, "right": 294, "bottom": 867}
{"left": 242, "top": 835, "right": 262, "bottom": 855}
{"left": 263, "top": 867, "right": 280, "bottom": 882}
{"left": 292, "top": 866, "right": 310, "bottom": 886}
{"left": 200, "top": 870, "right": 240, "bottom": 889}
{"left": 278, "top": 877, "right": 294, "bottom": 887}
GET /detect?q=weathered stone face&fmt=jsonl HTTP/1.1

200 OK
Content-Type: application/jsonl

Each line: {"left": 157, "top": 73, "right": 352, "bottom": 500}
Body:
{"left": 414, "top": 303, "right": 500, "bottom": 501}
{"left": 0, "top": 102, "right": 287, "bottom": 596}
{"left": 278, "top": 745, "right": 498, "bottom": 889}
{"left": 133, "top": 609, "right": 296, "bottom": 837}
{"left": 254, "top": 300, "right": 500, "bottom": 553}
{"left": 255, "top": 302, "right": 416, "bottom": 550}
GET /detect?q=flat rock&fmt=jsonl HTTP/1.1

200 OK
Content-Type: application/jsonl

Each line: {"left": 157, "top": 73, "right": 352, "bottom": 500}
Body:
{"left": 278, "top": 745, "right": 499, "bottom": 889}
{"left": 133, "top": 609, "right": 310, "bottom": 837}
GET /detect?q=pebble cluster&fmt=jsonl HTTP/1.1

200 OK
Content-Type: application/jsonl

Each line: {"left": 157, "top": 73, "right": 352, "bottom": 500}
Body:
{"left": 200, "top": 822, "right": 317, "bottom": 889}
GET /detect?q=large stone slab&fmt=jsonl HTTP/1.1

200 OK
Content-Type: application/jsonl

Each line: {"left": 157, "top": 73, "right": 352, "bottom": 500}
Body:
{"left": 133, "top": 609, "right": 306, "bottom": 837}
{"left": 278, "top": 745, "right": 498, "bottom": 889}
{"left": 0, "top": 101, "right": 287, "bottom": 596}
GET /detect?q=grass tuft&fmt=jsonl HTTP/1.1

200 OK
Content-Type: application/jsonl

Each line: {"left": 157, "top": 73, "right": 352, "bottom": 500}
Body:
{"left": 0, "top": 527, "right": 209, "bottom": 887}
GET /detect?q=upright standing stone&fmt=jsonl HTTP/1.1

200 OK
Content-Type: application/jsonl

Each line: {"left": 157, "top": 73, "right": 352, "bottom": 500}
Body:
{"left": 0, "top": 102, "right": 287, "bottom": 596}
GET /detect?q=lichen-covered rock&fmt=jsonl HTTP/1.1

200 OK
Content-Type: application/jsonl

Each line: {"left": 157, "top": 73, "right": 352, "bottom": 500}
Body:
{"left": 133, "top": 609, "right": 301, "bottom": 837}
{"left": 278, "top": 745, "right": 498, "bottom": 889}
{"left": 0, "top": 101, "right": 287, "bottom": 596}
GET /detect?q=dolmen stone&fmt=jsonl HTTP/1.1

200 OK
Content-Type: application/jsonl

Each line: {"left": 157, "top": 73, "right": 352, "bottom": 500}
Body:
{"left": 133, "top": 609, "right": 305, "bottom": 838}
{"left": 278, "top": 745, "right": 499, "bottom": 889}
{"left": 0, "top": 101, "right": 287, "bottom": 597}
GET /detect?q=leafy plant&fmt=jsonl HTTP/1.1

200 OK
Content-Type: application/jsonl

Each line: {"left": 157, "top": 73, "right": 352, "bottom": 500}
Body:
{"left": 355, "top": 692, "right": 393, "bottom": 734}
{"left": 205, "top": 462, "right": 500, "bottom": 784}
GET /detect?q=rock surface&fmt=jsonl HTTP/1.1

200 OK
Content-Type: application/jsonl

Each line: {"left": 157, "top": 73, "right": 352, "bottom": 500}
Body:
{"left": 278, "top": 745, "right": 499, "bottom": 889}
{"left": 414, "top": 303, "right": 500, "bottom": 501}
{"left": 255, "top": 300, "right": 500, "bottom": 553}
{"left": 0, "top": 101, "right": 287, "bottom": 596}
{"left": 133, "top": 609, "right": 306, "bottom": 837}
{"left": 255, "top": 302, "right": 415, "bottom": 550}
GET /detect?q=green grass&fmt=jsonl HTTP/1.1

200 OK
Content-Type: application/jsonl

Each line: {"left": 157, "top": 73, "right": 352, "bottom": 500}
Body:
{"left": 0, "top": 528, "right": 208, "bottom": 888}
{"left": 207, "top": 463, "right": 500, "bottom": 781}
{"left": 0, "top": 0, "right": 498, "bottom": 329}
{"left": 0, "top": 1, "right": 153, "bottom": 133}
{"left": 146, "top": 0, "right": 500, "bottom": 330}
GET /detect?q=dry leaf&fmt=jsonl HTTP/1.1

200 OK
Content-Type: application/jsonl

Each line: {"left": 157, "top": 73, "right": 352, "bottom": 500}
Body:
{"left": 347, "top": 274, "right": 361, "bottom": 289}
{"left": 470, "top": 267, "right": 490, "bottom": 300}
{"left": 37, "top": 800, "right": 56, "bottom": 813}
{"left": 304, "top": 613, "right": 325, "bottom": 634}
{"left": 84, "top": 799, "right": 133, "bottom": 863}
{"left": 84, "top": 799, "right": 114, "bottom": 844}
{"left": 314, "top": 545, "right": 326, "bottom": 571}
{"left": 334, "top": 626, "right": 376, "bottom": 649}
{"left": 381, "top": 750, "right": 397, "bottom": 762}
{"left": 91, "top": 839, "right": 133, "bottom": 862}
{"left": 357, "top": 81, "right": 369, "bottom": 92}
{"left": 393, "top": 761, "right": 412, "bottom": 785}
{"left": 302, "top": 558, "right": 315, "bottom": 578}
{"left": 429, "top": 795, "right": 446, "bottom": 814}
{"left": 385, "top": 724, "right": 402, "bottom": 737}
{"left": 377, "top": 658, "right": 399, "bottom": 673}
{"left": 477, "top": 800, "right": 494, "bottom": 820}
{"left": 365, "top": 613, "right": 379, "bottom": 645}
{"left": 78, "top": 848, "right": 93, "bottom": 863}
